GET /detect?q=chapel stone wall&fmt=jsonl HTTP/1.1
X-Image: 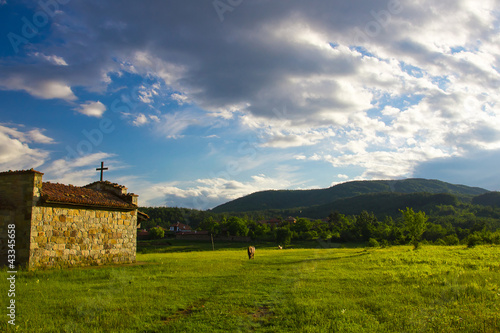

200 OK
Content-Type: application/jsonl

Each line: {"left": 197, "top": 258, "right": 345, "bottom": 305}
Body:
{"left": 29, "top": 206, "right": 137, "bottom": 269}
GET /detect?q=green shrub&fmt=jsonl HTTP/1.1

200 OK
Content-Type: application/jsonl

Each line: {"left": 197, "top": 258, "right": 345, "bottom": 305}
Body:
{"left": 275, "top": 227, "right": 292, "bottom": 245}
{"left": 441, "top": 234, "right": 460, "bottom": 245}
{"left": 150, "top": 227, "right": 165, "bottom": 239}
{"left": 434, "top": 239, "right": 446, "bottom": 246}
{"left": 302, "top": 230, "right": 318, "bottom": 241}
{"left": 491, "top": 231, "right": 500, "bottom": 245}
{"left": 368, "top": 238, "right": 380, "bottom": 247}
{"left": 467, "top": 234, "right": 482, "bottom": 248}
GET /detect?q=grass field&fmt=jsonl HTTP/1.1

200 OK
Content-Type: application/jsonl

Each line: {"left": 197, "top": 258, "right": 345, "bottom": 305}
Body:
{"left": 2, "top": 242, "right": 499, "bottom": 332}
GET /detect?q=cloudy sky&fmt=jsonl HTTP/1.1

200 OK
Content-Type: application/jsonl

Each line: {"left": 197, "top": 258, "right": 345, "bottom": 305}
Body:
{"left": 1, "top": 0, "right": 499, "bottom": 209}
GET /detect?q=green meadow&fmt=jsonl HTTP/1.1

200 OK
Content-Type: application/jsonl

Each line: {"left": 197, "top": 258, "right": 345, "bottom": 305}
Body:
{"left": 2, "top": 242, "right": 499, "bottom": 332}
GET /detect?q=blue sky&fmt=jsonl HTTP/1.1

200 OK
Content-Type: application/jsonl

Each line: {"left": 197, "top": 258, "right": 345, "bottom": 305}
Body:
{"left": 1, "top": 0, "right": 499, "bottom": 209}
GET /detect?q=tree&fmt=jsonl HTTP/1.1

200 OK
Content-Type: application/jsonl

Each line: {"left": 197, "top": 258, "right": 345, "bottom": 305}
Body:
{"left": 224, "top": 216, "right": 249, "bottom": 236}
{"left": 276, "top": 226, "right": 292, "bottom": 246}
{"left": 293, "top": 218, "right": 312, "bottom": 233}
{"left": 400, "top": 207, "right": 429, "bottom": 249}
{"left": 355, "top": 211, "right": 378, "bottom": 241}
{"left": 423, "top": 223, "right": 447, "bottom": 242}
{"left": 149, "top": 227, "right": 165, "bottom": 239}
{"left": 248, "top": 221, "right": 270, "bottom": 239}
{"left": 328, "top": 211, "right": 342, "bottom": 224}
{"left": 199, "top": 216, "right": 220, "bottom": 235}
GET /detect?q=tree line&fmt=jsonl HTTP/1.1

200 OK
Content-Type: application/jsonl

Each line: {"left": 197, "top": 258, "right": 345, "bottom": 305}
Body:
{"left": 139, "top": 202, "right": 500, "bottom": 247}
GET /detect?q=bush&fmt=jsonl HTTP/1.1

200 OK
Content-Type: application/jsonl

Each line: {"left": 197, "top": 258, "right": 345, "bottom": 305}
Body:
{"left": 467, "top": 234, "right": 482, "bottom": 248}
{"left": 491, "top": 231, "right": 500, "bottom": 245}
{"left": 434, "top": 239, "right": 446, "bottom": 246}
{"left": 150, "top": 227, "right": 165, "bottom": 239}
{"left": 368, "top": 238, "right": 380, "bottom": 248}
{"left": 275, "top": 227, "right": 292, "bottom": 245}
{"left": 319, "top": 231, "right": 331, "bottom": 241}
{"left": 301, "top": 230, "right": 318, "bottom": 241}
{"left": 441, "top": 234, "right": 460, "bottom": 245}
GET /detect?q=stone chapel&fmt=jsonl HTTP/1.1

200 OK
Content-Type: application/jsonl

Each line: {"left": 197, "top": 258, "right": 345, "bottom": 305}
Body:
{"left": 0, "top": 169, "right": 144, "bottom": 269}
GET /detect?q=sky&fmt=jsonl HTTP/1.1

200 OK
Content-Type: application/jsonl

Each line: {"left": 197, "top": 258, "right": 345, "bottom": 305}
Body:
{"left": 0, "top": 0, "right": 499, "bottom": 209}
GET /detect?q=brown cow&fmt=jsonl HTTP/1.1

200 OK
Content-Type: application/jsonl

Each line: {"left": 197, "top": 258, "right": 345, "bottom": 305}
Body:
{"left": 247, "top": 246, "right": 255, "bottom": 259}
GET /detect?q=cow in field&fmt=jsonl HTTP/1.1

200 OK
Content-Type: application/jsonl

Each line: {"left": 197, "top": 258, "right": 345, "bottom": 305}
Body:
{"left": 247, "top": 246, "right": 255, "bottom": 259}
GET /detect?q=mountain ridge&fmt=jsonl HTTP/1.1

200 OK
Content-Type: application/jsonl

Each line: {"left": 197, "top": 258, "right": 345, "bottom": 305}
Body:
{"left": 211, "top": 178, "right": 489, "bottom": 213}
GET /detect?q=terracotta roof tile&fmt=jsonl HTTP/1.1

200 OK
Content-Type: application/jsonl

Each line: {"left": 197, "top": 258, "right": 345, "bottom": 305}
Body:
{"left": 41, "top": 182, "right": 136, "bottom": 209}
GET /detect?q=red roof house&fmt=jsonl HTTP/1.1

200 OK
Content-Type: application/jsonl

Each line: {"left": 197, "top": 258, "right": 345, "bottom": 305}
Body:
{"left": 258, "top": 218, "right": 282, "bottom": 227}
{"left": 169, "top": 222, "right": 192, "bottom": 232}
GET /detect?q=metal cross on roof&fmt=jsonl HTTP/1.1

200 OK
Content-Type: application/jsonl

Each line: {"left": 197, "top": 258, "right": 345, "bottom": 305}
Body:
{"left": 96, "top": 161, "right": 108, "bottom": 182}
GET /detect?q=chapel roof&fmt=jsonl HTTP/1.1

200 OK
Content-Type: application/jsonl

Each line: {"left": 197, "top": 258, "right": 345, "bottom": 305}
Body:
{"left": 41, "top": 182, "right": 137, "bottom": 209}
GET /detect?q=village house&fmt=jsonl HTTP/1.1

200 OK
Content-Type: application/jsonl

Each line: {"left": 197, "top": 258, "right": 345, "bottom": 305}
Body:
{"left": 169, "top": 222, "right": 192, "bottom": 233}
{"left": 137, "top": 229, "right": 150, "bottom": 239}
{"left": 0, "top": 169, "right": 144, "bottom": 269}
{"left": 258, "top": 218, "right": 282, "bottom": 228}
{"left": 258, "top": 216, "right": 297, "bottom": 228}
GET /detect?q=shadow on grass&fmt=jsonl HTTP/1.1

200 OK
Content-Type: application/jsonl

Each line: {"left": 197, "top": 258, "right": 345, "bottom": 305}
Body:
{"left": 137, "top": 239, "right": 254, "bottom": 254}
{"left": 137, "top": 239, "right": 367, "bottom": 254}
{"left": 273, "top": 251, "right": 372, "bottom": 266}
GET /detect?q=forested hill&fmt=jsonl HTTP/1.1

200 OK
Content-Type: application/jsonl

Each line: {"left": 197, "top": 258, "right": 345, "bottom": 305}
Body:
{"left": 211, "top": 178, "right": 488, "bottom": 213}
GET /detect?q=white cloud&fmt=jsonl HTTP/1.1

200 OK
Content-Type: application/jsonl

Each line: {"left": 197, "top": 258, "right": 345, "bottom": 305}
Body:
{"left": 260, "top": 129, "right": 335, "bottom": 148}
{"left": 0, "top": 76, "right": 77, "bottom": 101}
{"left": 0, "top": 125, "right": 55, "bottom": 145}
{"left": 153, "top": 110, "right": 220, "bottom": 139}
{"left": 135, "top": 174, "right": 296, "bottom": 209}
{"left": 381, "top": 106, "right": 401, "bottom": 117}
{"left": 132, "top": 113, "right": 148, "bottom": 126}
{"left": 43, "top": 152, "right": 116, "bottom": 185}
{"left": 313, "top": 144, "right": 454, "bottom": 180}
{"left": 149, "top": 115, "right": 160, "bottom": 123}
{"left": 170, "top": 93, "right": 189, "bottom": 105}
{"left": 137, "top": 83, "right": 161, "bottom": 104}
{"left": 76, "top": 101, "right": 106, "bottom": 117}
{"left": 0, "top": 125, "right": 52, "bottom": 170}
{"left": 26, "top": 129, "right": 55, "bottom": 144}
{"left": 31, "top": 53, "right": 68, "bottom": 66}
{"left": 155, "top": 113, "right": 193, "bottom": 139}
{"left": 132, "top": 51, "right": 187, "bottom": 88}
